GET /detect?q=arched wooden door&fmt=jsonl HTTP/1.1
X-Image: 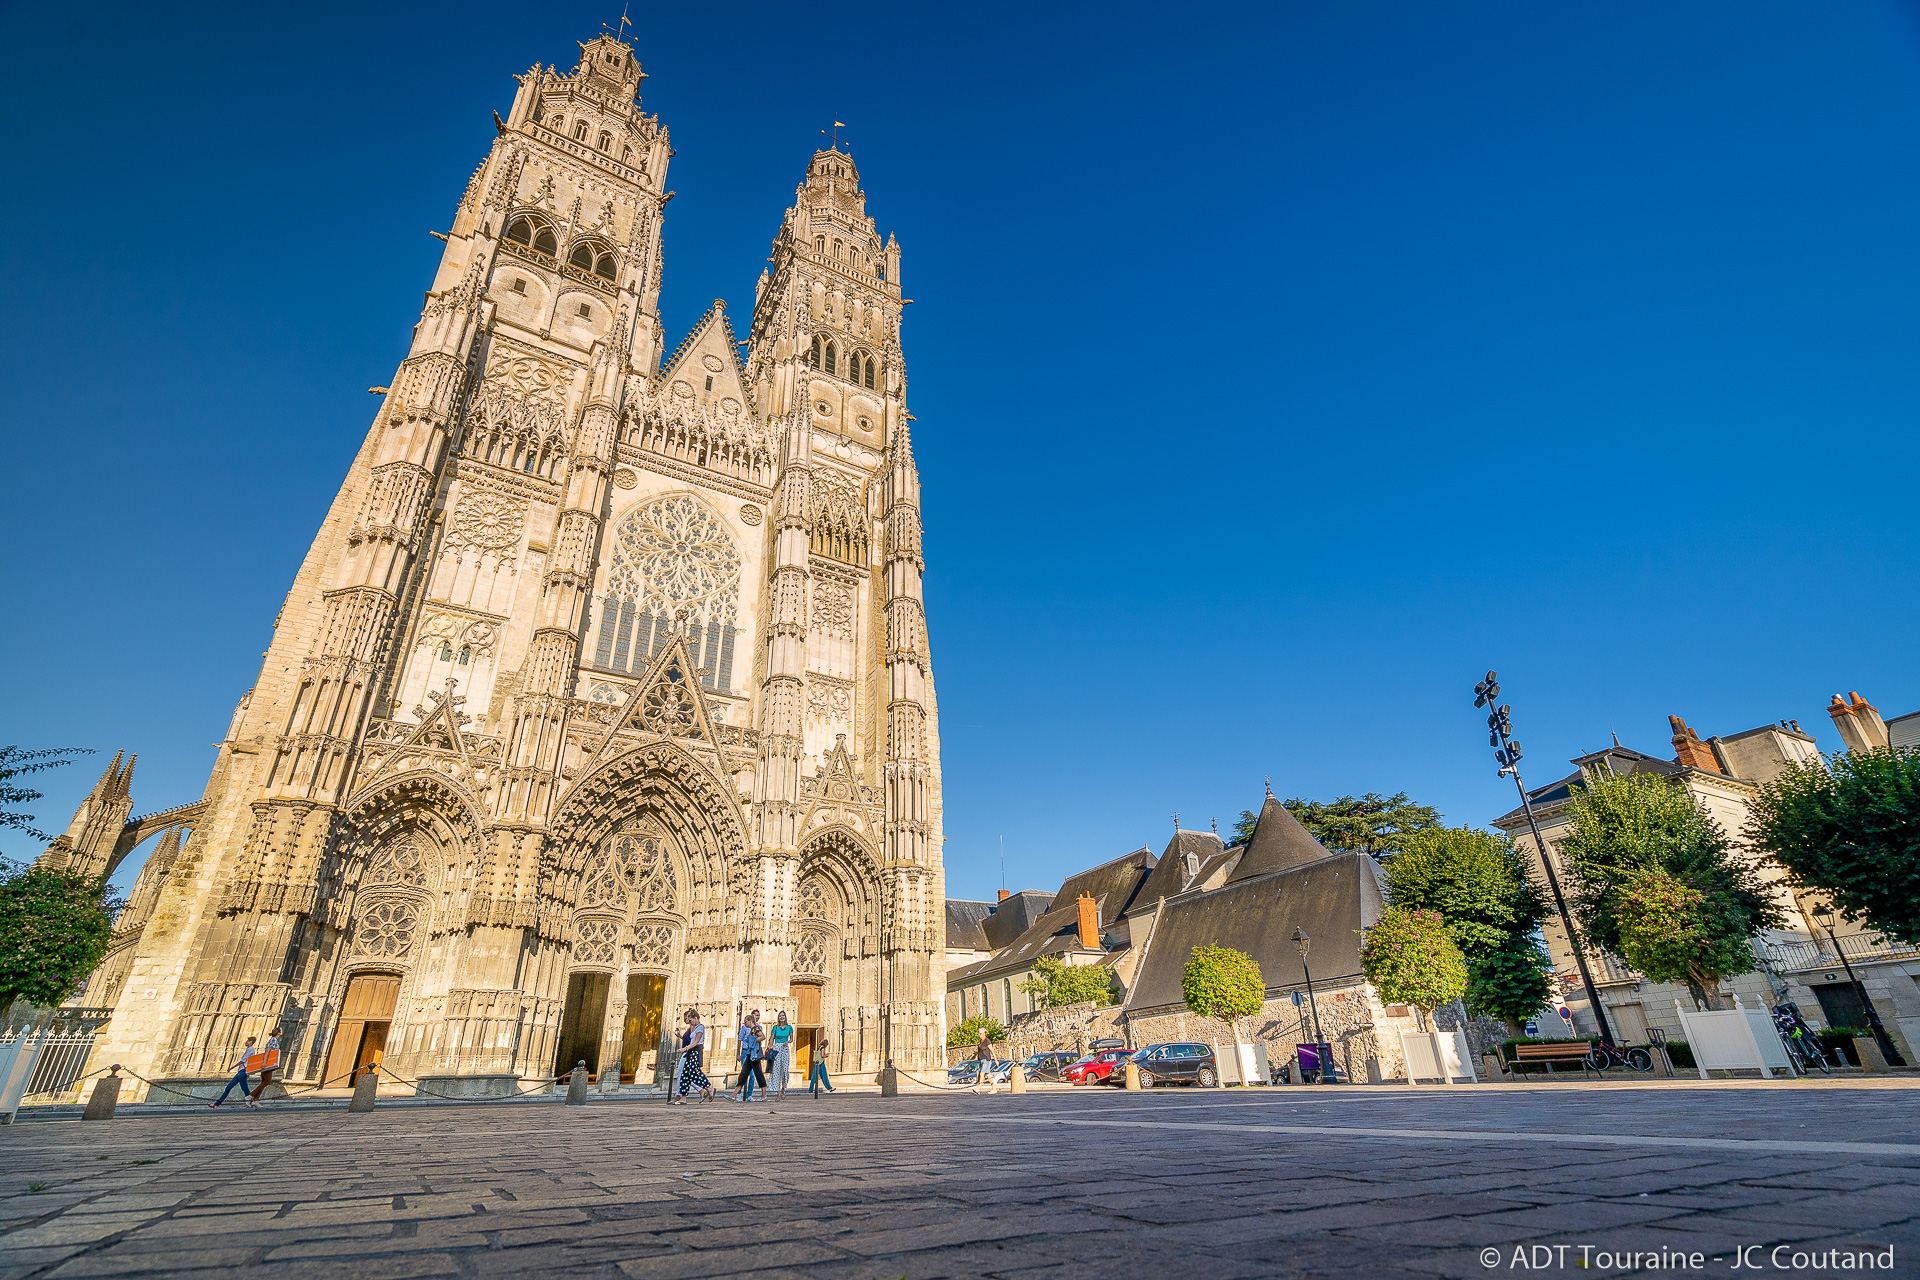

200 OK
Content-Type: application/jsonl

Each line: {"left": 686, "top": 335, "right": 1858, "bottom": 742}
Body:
{"left": 326, "top": 972, "right": 401, "bottom": 1086}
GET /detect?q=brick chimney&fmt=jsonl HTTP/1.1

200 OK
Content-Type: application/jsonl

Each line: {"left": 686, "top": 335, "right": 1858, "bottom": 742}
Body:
{"left": 997, "top": 889, "right": 1010, "bottom": 902}
{"left": 1669, "top": 715, "right": 1718, "bottom": 772}
{"left": 1076, "top": 894, "right": 1100, "bottom": 949}
{"left": 1828, "top": 692, "right": 1890, "bottom": 754}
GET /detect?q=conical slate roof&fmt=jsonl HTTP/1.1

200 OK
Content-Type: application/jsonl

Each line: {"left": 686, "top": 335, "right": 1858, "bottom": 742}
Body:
{"left": 1226, "top": 792, "right": 1333, "bottom": 882}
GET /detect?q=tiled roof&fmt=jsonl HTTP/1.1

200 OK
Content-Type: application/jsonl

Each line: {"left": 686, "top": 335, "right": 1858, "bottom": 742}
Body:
{"left": 1131, "top": 831, "right": 1228, "bottom": 911}
{"left": 1048, "top": 845, "right": 1157, "bottom": 917}
{"left": 945, "top": 899, "right": 995, "bottom": 951}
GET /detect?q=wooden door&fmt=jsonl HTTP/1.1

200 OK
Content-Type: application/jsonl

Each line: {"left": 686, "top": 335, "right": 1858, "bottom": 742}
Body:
{"left": 1610, "top": 1003, "right": 1650, "bottom": 1044}
{"left": 621, "top": 974, "right": 666, "bottom": 1083}
{"left": 325, "top": 973, "right": 401, "bottom": 1087}
{"left": 556, "top": 971, "right": 611, "bottom": 1079}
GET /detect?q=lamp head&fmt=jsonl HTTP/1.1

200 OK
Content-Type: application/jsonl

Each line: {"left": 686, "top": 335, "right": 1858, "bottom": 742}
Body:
{"left": 1813, "top": 905, "right": 1836, "bottom": 930}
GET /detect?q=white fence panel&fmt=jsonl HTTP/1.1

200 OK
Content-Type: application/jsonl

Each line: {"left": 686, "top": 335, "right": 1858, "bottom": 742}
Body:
{"left": 1399, "top": 1029, "right": 1477, "bottom": 1083}
{"left": 1673, "top": 997, "right": 1793, "bottom": 1078}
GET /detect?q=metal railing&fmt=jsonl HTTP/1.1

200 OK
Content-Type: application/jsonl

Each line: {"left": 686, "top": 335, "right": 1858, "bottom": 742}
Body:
{"left": 1760, "top": 931, "right": 1920, "bottom": 973}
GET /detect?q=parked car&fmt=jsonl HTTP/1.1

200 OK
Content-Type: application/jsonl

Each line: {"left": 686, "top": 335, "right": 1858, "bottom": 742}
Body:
{"left": 1111, "top": 1042, "right": 1219, "bottom": 1088}
{"left": 1062, "top": 1049, "right": 1134, "bottom": 1085}
{"left": 948, "top": 1059, "right": 1014, "bottom": 1084}
{"left": 947, "top": 1059, "right": 990, "bottom": 1084}
{"left": 1021, "top": 1052, "right": 1080, "bottom": 1082}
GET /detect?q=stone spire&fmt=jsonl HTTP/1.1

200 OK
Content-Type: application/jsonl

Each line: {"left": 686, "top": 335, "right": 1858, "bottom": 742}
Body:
{"left": 42, "top": 751, "right": 135, "bottom": 879}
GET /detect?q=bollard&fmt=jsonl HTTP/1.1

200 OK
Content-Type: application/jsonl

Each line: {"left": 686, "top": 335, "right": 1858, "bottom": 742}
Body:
{"left": 1856, "top": 1039, "right": 1890, "bottom": 1074}
{"left": 83, "top": 1067, "right": 123, "bottom": 1121}
{"left": 1008, "top": 1062, "right": 1027, "bottom": 1094}
{"left": 878, "top": 1059, "right": 899, "bottom": 1097}
{"left": 348, "top": 1065, "right": 379, "bottom": 1113}
{"left": 1123, "top": 1061, "right": 1140, "bottom": 1090}
{"left": 1479, "top": 1053, "right": 1503, "bottom": 1083}
{"left": 1368, "top": 1056, "right": 1386, "bottom": 1086}
{"left": 566, "top": 1062, "right": 589, "bottom": 1105}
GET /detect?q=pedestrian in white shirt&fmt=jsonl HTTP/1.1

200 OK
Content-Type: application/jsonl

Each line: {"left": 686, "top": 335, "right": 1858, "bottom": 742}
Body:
{"left": 209, "top": 1036, "right": 259, "bottom": 1109}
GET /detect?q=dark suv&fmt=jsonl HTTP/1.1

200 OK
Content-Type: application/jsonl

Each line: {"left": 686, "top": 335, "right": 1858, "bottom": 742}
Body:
{"left": 1113, "top": 1042, "right": 1219, "bottom": 1088}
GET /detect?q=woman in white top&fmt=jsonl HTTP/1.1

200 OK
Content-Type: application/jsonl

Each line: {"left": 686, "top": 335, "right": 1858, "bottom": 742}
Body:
{"left": 670, "top": 1009, "right": 714, "bottom": 1103}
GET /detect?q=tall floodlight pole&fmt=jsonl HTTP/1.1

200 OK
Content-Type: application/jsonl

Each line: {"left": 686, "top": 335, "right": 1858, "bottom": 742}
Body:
{"left": 1474, "top": 671, "right": 1615, "bottom": 1046}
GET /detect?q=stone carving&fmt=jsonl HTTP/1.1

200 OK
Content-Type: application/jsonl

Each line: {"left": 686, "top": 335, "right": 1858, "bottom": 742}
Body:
{"left": 701, "top": 354, "right": 725, "bottom": 372}
{"left": 419, "top": 613, "right": 500, "bottom": 661}
{"left": 812, "top": 584, "right": 854, "bottom": 639}
{"left": 352, "top": 898, "right": 420, "bottom": 959}
{"left": 632, "top": 923, "right": 674, "bottom": 968}
{"left": 572, "top": 917, "right": 619, "bottom": 964}
{"left": 364, "top": 835, "right": 430, "bottom": 890}
{"left": 607, "top": 494, "right": 741, "bottom": 627}
{"left": 807, "top": 676, "right": 852, "bottom": 721}
{"left": 612, "top": 467, "right": 638, "bottom": 489}
{"left": 794, "top": 929, "right": 828, "bottom": 978}
{"left": 739, "top": 504, "right": 762, "bottom": 526}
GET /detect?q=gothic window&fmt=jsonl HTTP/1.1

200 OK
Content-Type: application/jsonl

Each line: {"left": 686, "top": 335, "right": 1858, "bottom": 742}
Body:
{"left": 808, "top": 336, "right": 822, "bottom": 369}
{"left": 572, "top": 917, "right": 619, "bottom": 965}
{"left": 833, "top": 239, "right": 843, "bottom": 257}
{"left": 814, "top": 235, "right": 825, "bottom": 254}
{"left": 364, "top": 835, "right": 430, "bottom": 890}
{"left": 633, "top": 923, "right": 674, "bottom": 968}
{"left": 824, "top": 343, "right": 837, "bottom": 375}
{"left": 352, "top": 899, "right": 420, "bottom": 959}
{"left": 592, "top": 494, "right": 741, "bottom": 691}
{"left": 439, "top": 642, "right": 453, "bottom": 661}
{"left": 798, "top": 875, "right": 830, "bottom": 921}
{"left": 632, "top": 834, "right": 677, "bottom": 914}
{"left": 505, "top": 213, "right": 557, "bottom": 257}
{"left": 580, "top": 834, "right": 639, "bottom": 911}
{"left": 598, "top": 131, "right": 612, "bottom": 151}
{"left": 793, "top": 930, "right": 828, "bottom": 979}
{"left": 595, "top": 253, "right": 615, "bottom": 280}
{"left": 569, "top": 240, "right": 618, "bottom": 281}
{"left": 457, "top": 646, "right": 471, "bottom": 664}
{"left": 621, "top": 145, "right": 632, "bottom": 161}
{"left": 574, "top": 120, "right": 590, "bottom": 141}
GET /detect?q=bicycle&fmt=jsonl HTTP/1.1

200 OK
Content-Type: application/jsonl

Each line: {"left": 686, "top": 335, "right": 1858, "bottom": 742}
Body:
{"left": 1583, "top": 1040, "right": 1654, "bottom": 1073}
{"left": 1772, "top": 1003, "right": 1831, "bottom": 1076}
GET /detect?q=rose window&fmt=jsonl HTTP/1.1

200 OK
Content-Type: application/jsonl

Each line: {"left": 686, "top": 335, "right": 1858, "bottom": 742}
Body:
{"left": 353, "top": 899, "right": 420, "bottom": 959}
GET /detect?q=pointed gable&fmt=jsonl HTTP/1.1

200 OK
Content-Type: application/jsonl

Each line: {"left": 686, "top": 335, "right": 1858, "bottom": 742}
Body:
{"left": 659, "top": 299, "right": 751, "bottom": 418}
{"left": 586, "top": 627, "right": 722, "bottom": 768}
{"left": 1227, "top": 792, "right": 1334, "bottom": 882}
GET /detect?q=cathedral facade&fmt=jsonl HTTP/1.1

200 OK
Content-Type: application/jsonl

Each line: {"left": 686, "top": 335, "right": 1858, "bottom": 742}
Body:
{"left": 48, "top": 30, "right": 946, "bottom": 1093}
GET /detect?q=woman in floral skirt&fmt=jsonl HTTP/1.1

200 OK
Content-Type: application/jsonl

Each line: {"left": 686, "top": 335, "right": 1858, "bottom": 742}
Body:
{"left": 670, "top": 1008, "right": 714, "bottom": 1103}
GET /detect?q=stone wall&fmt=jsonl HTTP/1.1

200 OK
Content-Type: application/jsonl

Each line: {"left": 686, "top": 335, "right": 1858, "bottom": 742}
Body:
{"left": 1127, "top": 979, "right": 1432, "bottom": 1083}
{"left": 944, "top": 999, "right": 1125, "bottom": 1066}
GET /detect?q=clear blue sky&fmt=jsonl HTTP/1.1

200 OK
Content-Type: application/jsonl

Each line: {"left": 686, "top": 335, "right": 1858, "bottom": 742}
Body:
{"left": 4, "top": 3, "right": 1918, "bottom": 903}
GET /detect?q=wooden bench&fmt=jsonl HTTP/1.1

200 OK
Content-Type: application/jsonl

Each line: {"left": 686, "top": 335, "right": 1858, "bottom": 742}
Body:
{"left": 1510, "top": 1041, "right": 1595, "bottom": 1079}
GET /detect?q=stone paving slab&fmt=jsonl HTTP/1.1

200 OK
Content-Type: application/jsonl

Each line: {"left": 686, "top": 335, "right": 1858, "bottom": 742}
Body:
{"left": 1, "top": 1080, "right": 1915, "bottom": 1278}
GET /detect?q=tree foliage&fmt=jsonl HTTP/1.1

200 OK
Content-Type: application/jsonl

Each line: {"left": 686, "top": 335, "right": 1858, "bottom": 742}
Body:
{"left": 1018, "top": 954, "right": 1116, "bottom": 1009}
{"left": 0, "top": 746, "right": 92, "bottom": 854}
{"left": 1233, "top": 791, "right": 1442, "bottom": 856}
{"left": 1749, "top": 748, "right": 1920, "bottom": 946}
{"left": 1384, "top": 827, "right": 1552, "bottom": 1033}
{"left": 0, "top": 861, "right": 121, "bottom": 1018}
{"left": 1464, "top": 934, "right": 1554, "bottom": 1032}
{"left": 1360, "top": 907, "right": 1469, "bottom": 1022}
{"left": 946, "top": 1015, "right": 1006, "bottom": 1049}
{"left": 1181, "top": 945, "right": 1265, "bottom": 1040}
{"left": 1559, "top": 771, "right": 1782, "bottom": 1009}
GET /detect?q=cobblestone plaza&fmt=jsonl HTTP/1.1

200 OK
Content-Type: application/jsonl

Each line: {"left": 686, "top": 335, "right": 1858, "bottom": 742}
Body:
{"left": 2, "top": 1080, "right": 1915, "bottom": 1279}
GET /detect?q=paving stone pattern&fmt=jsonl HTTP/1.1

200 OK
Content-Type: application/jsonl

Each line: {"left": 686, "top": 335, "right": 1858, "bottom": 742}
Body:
{"left": 2, "top": 1081, "right": 1917, "bottom": 1279}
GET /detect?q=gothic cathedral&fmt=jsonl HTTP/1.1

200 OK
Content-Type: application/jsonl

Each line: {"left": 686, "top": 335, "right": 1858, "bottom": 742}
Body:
{"left": 45, "top": 30, "right": 947, "bottom": 1094}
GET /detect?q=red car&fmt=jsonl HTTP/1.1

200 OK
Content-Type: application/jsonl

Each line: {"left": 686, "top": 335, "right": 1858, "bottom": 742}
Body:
{"left": 1062, "top": 1049, "right": 1134, "bottom": 1085}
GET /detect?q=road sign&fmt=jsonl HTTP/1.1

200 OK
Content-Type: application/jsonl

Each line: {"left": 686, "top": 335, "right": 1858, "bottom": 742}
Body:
{"left": 1524, "top": 1019, "right": 1539, "bottom": 1037}
{"left": 1291, "top": 991, "right": 1303, "bottom": 1008}
{"left": 1558, "top": 1007, "right": 1573, "bottom": 1025}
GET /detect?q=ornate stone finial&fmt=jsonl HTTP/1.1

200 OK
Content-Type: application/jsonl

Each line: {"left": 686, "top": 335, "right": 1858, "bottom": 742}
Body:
{"left": 1211, "top": 816, "right": 1218, "bottom": 836}
{"left": 1172, "top": 812, "right": 1180, "bottom": 834}
{"left": 1264, "top": 776, "right": 1273, "bottom": 798}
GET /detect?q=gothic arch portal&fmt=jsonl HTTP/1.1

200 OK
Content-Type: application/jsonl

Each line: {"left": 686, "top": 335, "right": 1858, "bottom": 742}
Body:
{"left": 797, "top": 825, "right": 887, "bottom": 1075}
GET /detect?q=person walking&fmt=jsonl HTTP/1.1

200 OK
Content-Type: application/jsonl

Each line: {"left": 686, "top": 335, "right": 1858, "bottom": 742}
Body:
{"left": 734, "top": 1011, "right": 766, "bottom": 1102}
{"left": 247, "top": 1028, "right": 282, "bottom": 1103}
{"left": 670, "top": 1009, "right": 714, "bottom": 1104}
{"left": 975, "top": 1026, "right": 996, "bottom": 1094}
{"left": 209, "top": 1036, "right": 259, "bottom": 1109}
{"left": 768, "top": 1012, "right": 794, "bottom": 1101}
{"left": 809, "top": 1032, "right": 836, "bottom": 1097}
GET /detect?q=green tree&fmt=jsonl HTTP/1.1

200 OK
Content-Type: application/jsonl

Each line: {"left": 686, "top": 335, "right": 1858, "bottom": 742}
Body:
{"left": 1559, "top": 772, "right": 1782, "bottom": 1010}
{"left": 0, "top": 746, "right": 92, "bottom": 854}
{"left": 1233, "top": 791, "right": 1442, "bottom": 856}
{"left": 1018, "top": 954, "right": 1116, "bottom": 1009}
{"left": 1359, "top": 907, "right": 1469, "bottom": 1027}
{"left": 946, "top": 1014, "right": 1005, "bottom": 1049}
{"left": 0, "top": 861, "right": 121, "bottom": 1023}
{"left": 1181, "top": 945, "right": 1264, "bottom": 1043}
{"left": 1384, "top": 826, "right": 1552, "bottom": 1034}
{"left": 1748, "top": 748, "right": 1920, "bottom": 946}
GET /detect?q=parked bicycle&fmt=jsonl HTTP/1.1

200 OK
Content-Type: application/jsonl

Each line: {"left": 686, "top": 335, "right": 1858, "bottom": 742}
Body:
{"left": 1583, "top": 1040, "right": 1654, "bottom": 1073}
{"left": 1772, "top": 1002, "right": 1831, "bottom": 1075}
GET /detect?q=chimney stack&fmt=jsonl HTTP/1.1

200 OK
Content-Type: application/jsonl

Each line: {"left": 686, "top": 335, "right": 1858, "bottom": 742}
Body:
{"left": 1669, "top": 715, "right": 1719, "bottom": 772}
{"left": 1828, "top": 692, "right": 1890, "bottom": 754}
{"left": 1076, "top": 894, "right": 1099, "bottom": 949}
{"left": 997, "top": 889, "right": 1010, "bottom": 902}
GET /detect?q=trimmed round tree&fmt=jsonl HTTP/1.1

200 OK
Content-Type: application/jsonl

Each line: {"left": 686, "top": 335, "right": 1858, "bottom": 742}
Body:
{"left": 1361, "top": 907, "right": 1469, "bottom": 1083}
{"left": 1181, "top": 945, "right": 1265, "bottom": 1045}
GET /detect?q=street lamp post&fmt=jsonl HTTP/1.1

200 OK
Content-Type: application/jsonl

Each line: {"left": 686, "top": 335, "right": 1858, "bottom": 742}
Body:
{"left": 1473, "top": 672, "right": 1615, "bottom": 1046}
{"left": 1292, "top": 929, "right": 1329, "bottom": 1083}
{"left": 1812, "top": 907, "right": 1905, "bottom": 1067}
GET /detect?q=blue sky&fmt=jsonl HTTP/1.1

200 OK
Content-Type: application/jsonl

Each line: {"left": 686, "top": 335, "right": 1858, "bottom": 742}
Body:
{"left": 4, "top": 3, "right": 1918, "bottom": 902}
